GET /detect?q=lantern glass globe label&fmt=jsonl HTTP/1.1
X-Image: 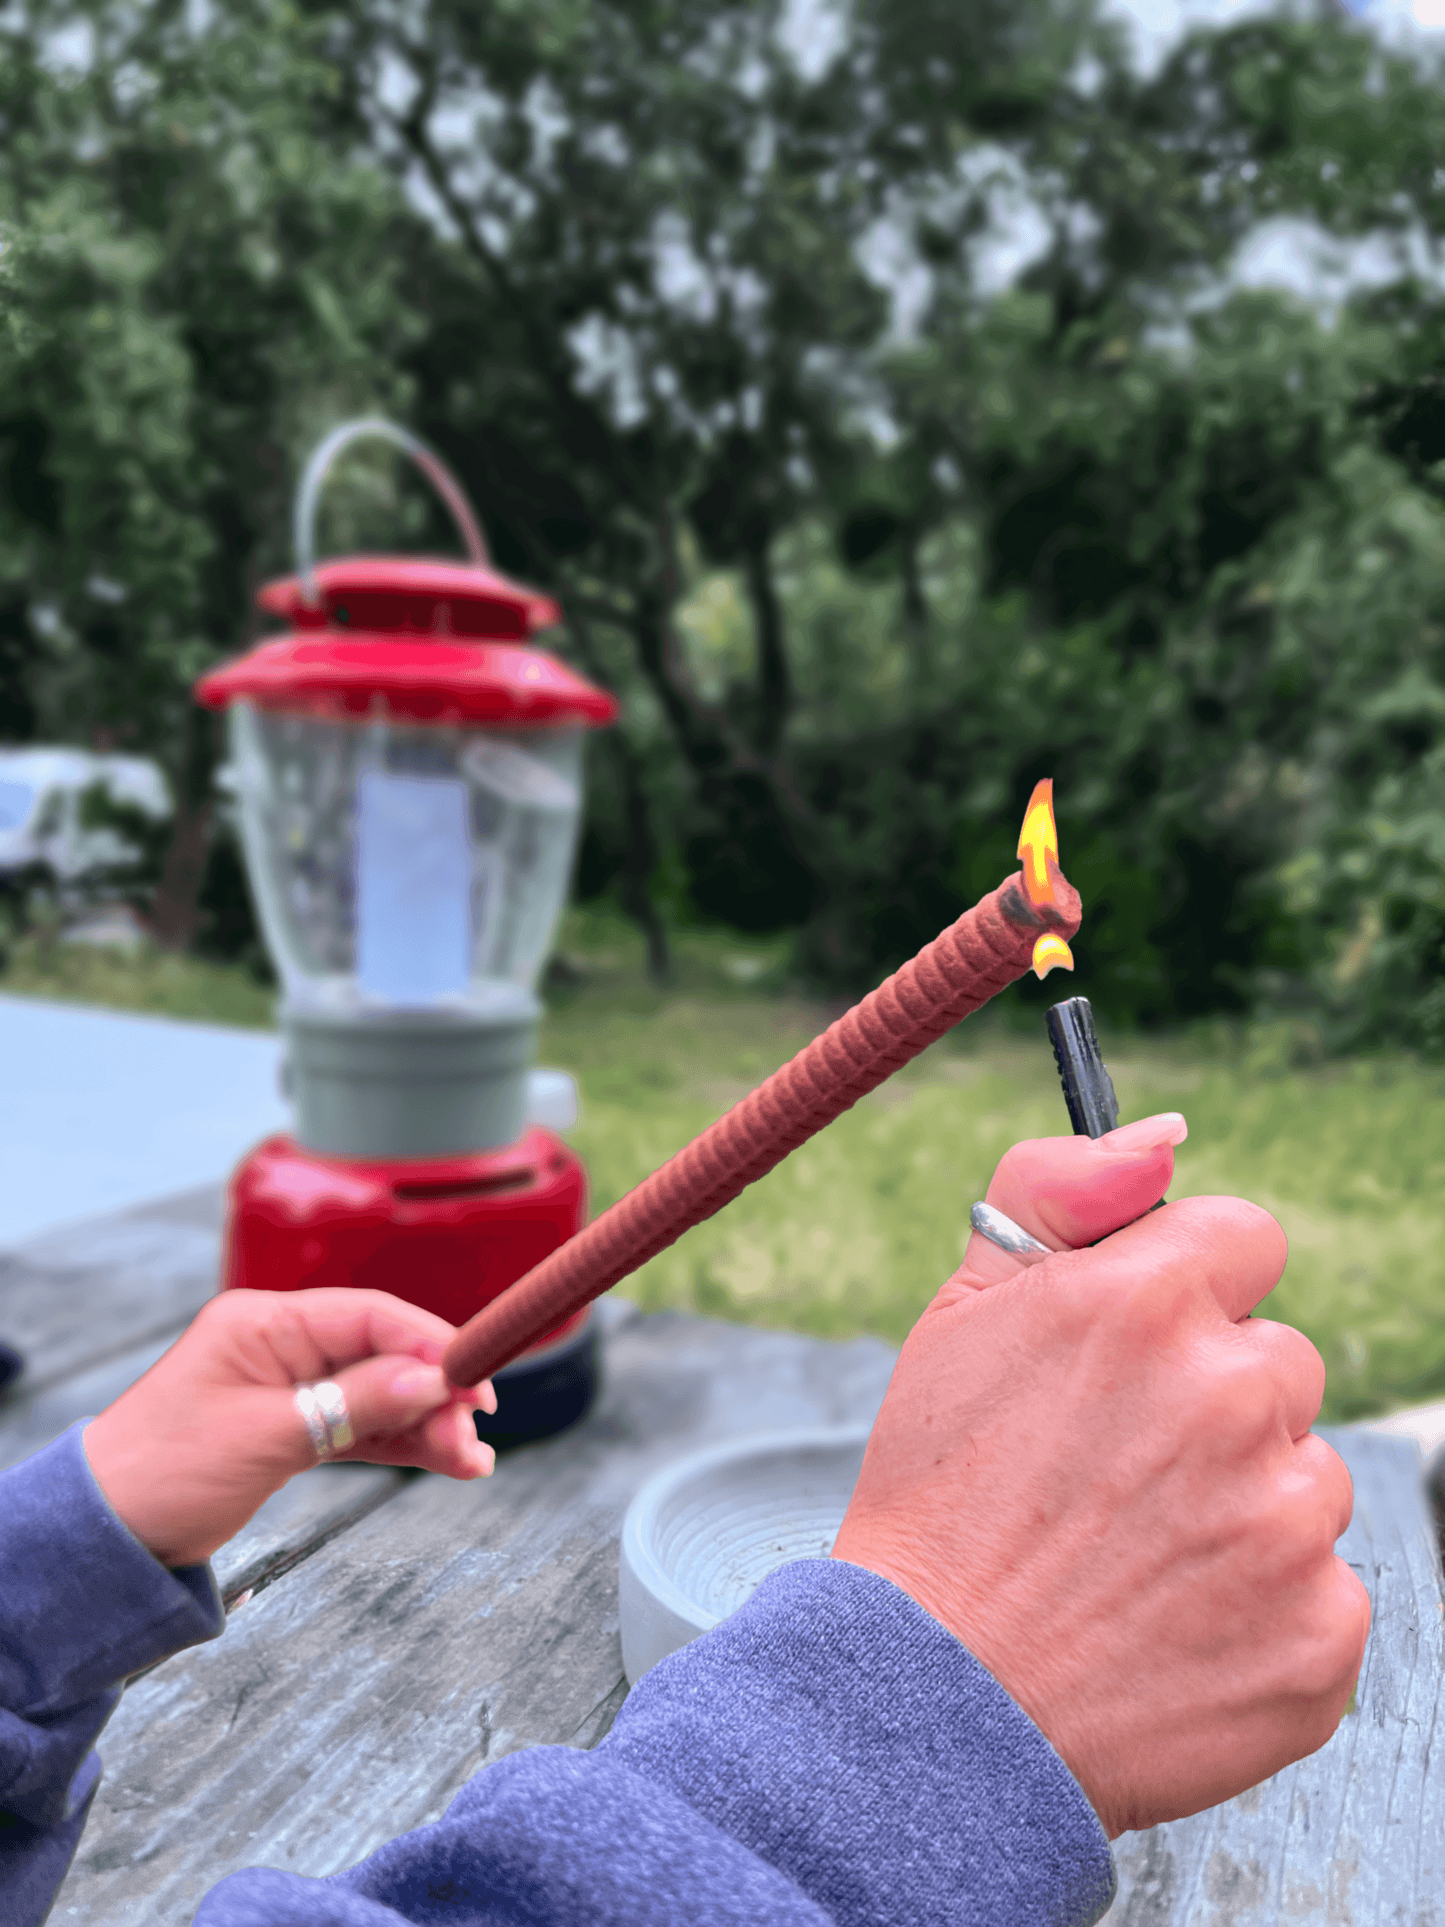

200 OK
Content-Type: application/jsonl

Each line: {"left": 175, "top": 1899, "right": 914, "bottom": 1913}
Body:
{"left": 231, "top": 704, "right": 585, "bottom": 1010}
{"left": 355, "top": 770, "right": 473, "bottom": 1004}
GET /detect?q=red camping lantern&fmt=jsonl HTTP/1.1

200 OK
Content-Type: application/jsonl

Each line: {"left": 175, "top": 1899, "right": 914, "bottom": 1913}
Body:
{"left": 195, "top": 420, "right": 617, "bottom": 1443}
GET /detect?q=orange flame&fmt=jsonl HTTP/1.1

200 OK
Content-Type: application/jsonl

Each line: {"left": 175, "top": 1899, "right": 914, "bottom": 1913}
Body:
{"left": 1017, "top": 778, "right": 1060, "bottom": 908}
{"left": 1031, "top": 933, "right": 1075, "bottom": 979}
{"left": 1016, "top": 778, "right": 1075, "bottom": 979}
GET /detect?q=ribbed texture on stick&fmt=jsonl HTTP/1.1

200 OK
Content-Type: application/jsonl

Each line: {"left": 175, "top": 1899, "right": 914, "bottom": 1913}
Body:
{"left": 443, "top": 866, "right": 1080, "bottom": 1387}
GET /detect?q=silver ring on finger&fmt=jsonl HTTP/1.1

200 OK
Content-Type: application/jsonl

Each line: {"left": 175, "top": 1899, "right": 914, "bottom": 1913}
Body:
{"left": 970, "top": 1202, "right": 1052, "bottom": 1266}
{"left": 294, "top": 1379, "right": 355, "bottom": 1461}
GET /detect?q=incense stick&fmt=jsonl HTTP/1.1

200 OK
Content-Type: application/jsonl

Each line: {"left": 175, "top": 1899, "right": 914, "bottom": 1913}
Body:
{"left": 443, "top": 862, "right": 1081, "bottom": 1389}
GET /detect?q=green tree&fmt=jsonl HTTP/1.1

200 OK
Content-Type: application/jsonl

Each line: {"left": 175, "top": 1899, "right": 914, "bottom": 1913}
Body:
{"left": 0, "top": 0, "right": 415, "bottom": 943}
{"left": 11, "top": 0, "right": 1445, "bottom": 1048}
{"left": 319, "top": 0, "right": 1115, "bottom": 976}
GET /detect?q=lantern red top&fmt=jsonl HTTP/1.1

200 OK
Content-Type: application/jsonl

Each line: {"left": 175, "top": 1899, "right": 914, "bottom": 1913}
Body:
{"left": 195, "top": 556, "right": 617, "bottom": 728}
{"left": 257, "top": 556, "right": 562, "bottom": 639}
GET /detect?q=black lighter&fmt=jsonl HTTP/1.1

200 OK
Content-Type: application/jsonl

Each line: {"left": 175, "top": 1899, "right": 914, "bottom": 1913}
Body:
{"left": 967, "top": 997, "right": 1134, "bottom": 1263}
{"left": 1046, "top": 996, "right": 1119, "bottom": 1140}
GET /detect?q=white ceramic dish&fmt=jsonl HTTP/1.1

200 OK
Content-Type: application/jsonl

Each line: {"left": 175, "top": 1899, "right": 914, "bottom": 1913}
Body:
{"left": 618, "top": 1427, "right": 870, "bottom": 1684}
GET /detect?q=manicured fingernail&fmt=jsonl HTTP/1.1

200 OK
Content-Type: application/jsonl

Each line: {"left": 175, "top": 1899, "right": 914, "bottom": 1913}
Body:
{"left": 1101, "top": 1112, "right": 1188, "bottom": 1154}
{"left": 393, "top": 1363, "right": 448, "bottom": 1402}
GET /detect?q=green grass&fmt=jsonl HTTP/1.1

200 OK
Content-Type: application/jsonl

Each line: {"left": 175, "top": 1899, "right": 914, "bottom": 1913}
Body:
{"left": 8, "top": 907, "right": 1445, "bottom": 1423}
{"left": 1, "top": 933, "right": 277, "bottom": 1028}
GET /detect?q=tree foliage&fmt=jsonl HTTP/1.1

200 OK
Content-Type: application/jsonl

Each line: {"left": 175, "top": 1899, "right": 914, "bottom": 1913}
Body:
{"left": 6, "top": 0, "right": 1445, "bottom": 1043}
{"left": 0, "top": 0, "right": 415, "bottom": 942}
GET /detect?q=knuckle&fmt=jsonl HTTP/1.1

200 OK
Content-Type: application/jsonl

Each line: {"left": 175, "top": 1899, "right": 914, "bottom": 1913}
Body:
{"left": 1190, "top": 1352, "right": 1281, "bottom": 1449}
{"left": 1240, "top": 1467, "right": 1354, "bottom": 1582}
{"left": 1292, "top": 1496, "right": 1347, "bottom": 1570}
{"left": 1298, "top": 1436, "right": 1356, "bottom": 1543}
{"left": 1262, "top": 1470, "right": 1354, "bottom": 1574}
{"left": 1237, "top": 1590, "right": 1366, "bottom": 1768}
{"left": 991, "top": 1136, "right": 1051, "bottom": 1187}
{"left": 1203, "top": 1195, "right": 1288, "bottom": 1267}
{"left": 1247, "top": 1319, "right": 1327, "bottom": 1422}
{"left": 194, "top": 1292, "right": 239, "bottom": 1333}
{"left": 1043, "top": 1253, "right": 1107, "bottom": 1339}
{"left": 1278, "top": 1324, "right": 1326, "bottom": 1399}
{"left": 1298, "top": 1565, "right": 1371, "bottom": 1693}
{"left": 1233, "top": 1197, "right": 1287, "bottom": 1244}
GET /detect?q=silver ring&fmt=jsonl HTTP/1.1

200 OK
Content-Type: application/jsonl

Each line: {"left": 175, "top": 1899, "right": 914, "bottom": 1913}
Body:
{"left": 970, "top": 1202, "right": 1053, "bottom": 1266}
{"left": 294, "top": 1380, "right": 354, "bottom": 1460}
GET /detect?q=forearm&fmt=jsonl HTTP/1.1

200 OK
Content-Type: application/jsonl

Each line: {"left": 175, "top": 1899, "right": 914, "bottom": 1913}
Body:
{"left": 0, "top": 1424, "right": 224, "bottom": 1927}
{"left": 196, "top": 1559, "right": 1114, "bottom": 1927}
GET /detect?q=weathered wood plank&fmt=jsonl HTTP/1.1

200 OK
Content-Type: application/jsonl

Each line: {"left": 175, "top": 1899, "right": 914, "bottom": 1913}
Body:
{"left": 0, "top": 1331, "right": 178, "bottom": 1473}
{"left": 49, "top": 1289, "right": 1439, "bottom": 1927}
{"left": 0, "top": 1185, "right": 223, "bottom": 1397}
{"left": 1105, "top": 1428, "right": 1445, "bottom": 1925}
{"left": 211, "top": 1465, "right": 407, "bottom": 1610}
{"left": 56, "top": 1313, "right": 898, "bottom": 1926}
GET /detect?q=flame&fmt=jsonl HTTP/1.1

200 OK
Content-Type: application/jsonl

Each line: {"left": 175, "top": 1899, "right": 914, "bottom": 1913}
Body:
{"left": 1016, "top": 778, "right": 1075, "bottom": 978}
{"left": 1031, "top": 933, "right": 1075, "bottom": 979}
{"left": 1016, "top": 778, "right": 1060, "bottom": 908}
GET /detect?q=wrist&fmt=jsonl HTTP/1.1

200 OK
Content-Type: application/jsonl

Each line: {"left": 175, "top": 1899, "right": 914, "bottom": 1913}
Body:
{"left": 830, "top": 1531, "right": 1100, "bottom": 1827}
{"left": 82, "top": 1413, "right": 181, "bottom": 1565}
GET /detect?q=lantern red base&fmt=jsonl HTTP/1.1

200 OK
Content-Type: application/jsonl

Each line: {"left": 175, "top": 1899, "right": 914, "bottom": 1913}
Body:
{"left": 222, "top": 1128, "right": 590, "bottom": 1353}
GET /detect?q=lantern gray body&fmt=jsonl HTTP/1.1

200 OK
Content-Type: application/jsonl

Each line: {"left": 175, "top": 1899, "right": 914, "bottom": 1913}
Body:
{"left": 281, "top": 996, "right": 542, "bottom": 1159}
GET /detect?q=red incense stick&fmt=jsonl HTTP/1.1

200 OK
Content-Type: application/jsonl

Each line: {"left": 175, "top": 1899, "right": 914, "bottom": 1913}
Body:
{"left": 443, "top": 819, "right": 1080, "bottom": 1389}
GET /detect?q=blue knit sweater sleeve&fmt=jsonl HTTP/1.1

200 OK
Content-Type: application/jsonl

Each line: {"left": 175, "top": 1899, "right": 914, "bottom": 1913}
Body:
{"left": 198, "top": 1560, "right": 1116, "bottom": 1927}
{"left": 0, "top": 1429, "right": 1117, "bottom": 1927}
{"left": 0, "top": 1422, "right": 225, "bottom": 1927}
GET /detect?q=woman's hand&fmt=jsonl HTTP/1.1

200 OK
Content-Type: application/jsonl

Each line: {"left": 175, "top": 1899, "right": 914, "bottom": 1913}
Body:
{"left": 834, "top": 1117, "right": 1369, "bottom": 1838}
{"left": 83, "top": 1288, "right": 497, "bottom": 1569}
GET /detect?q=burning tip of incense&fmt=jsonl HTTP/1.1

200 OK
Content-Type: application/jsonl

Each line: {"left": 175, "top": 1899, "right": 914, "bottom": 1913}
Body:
{"left": 1017, "top": 778, "right": 1062, "bottom": 910}
{"left": 1031, "top": 933, "right": 1075, "bottom": 979}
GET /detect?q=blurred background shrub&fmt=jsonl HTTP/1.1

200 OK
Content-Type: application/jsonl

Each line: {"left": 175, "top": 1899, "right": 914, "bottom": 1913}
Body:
{"left": 6, "top": 0, "right": 1445, "bottom": 1045}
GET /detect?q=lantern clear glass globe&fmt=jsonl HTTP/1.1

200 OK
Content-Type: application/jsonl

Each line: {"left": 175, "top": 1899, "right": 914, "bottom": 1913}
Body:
{"left": 232, "top": 703, "right": 583, "bottom": 1014}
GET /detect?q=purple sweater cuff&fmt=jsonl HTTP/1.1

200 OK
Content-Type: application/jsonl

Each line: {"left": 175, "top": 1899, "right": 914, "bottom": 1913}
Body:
{"left": 605, "top": 1558, "right": 1117, "bottom": 1926}
{"left": 0, "top": 1421, "right": 224, "bottom": 1828}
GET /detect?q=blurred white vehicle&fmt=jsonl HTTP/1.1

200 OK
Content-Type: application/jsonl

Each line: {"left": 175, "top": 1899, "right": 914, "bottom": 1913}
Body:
{"left": 0, "top": 748, "right": 172, "bottom": 895}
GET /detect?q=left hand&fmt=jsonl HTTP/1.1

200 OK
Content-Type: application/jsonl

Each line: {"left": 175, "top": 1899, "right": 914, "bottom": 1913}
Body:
{"left": 84, "top": 1288, "right": 497, "bottom": 1569}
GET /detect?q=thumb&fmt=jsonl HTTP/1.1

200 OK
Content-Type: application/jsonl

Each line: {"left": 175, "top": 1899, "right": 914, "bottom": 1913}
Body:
{"left": 947, "top": 1113, "right": 1188, "bottom": 1296}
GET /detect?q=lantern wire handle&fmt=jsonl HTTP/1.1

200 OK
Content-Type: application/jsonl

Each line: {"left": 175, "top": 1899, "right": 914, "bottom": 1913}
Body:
{"left": 294, "top": 417, "right": 491, "bottom": 606}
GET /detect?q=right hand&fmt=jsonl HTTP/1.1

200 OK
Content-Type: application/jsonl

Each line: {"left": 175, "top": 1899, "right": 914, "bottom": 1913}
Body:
{"left": 832, "top": 1117, "right": 1370, "bottom": 1838}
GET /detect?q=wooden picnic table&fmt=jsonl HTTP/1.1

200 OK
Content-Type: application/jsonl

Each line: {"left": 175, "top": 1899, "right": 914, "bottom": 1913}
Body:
{"left": 2, "top": 1187, "right": 1441, "bottom": 1925}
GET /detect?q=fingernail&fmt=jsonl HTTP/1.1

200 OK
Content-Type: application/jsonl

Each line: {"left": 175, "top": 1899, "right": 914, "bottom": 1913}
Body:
{"left": 1100, "top": 1112, "right": 1188, "bottom": 1154}
{"left": 478, "top": 1380, "right": 498, "bottom": 1416}
{"left": 393, "top": 1363, "right": 448, "bottom": 1403}
{"left": 475, "top": 1442, "right": 496, "bottom": 1478}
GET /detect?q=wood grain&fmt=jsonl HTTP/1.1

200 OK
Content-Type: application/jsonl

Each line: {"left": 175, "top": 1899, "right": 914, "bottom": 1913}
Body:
{"left": 210, "top": 1464, "right": 407, "bottom": 1610}
{"left": 0, "top": 1330, "right": 178, "bottom": 1472}
{"left": 1, "top": 1186, "right": 222, "bottom": 1396}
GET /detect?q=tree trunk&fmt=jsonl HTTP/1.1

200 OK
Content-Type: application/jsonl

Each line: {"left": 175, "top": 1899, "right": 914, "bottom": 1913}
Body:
{"left": 608, "top": 731, "right": 671, "bottom": 985}
{"left": 628, "top": 538, "right": 840, "bottom": 950}
{"left": 149, "top": 797, "right": 213, "bottom": 952}
{"left": 900, "top": 527, "right": 932, "bottom": 687}
{"left": 563, "top": 601, "right": 672, "bottom": 984}
{"left": 632, "top": 585, "right": 730, "bottom": 775}
{"left": 743, "top": 533, "right": 790, "bottom": 757}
